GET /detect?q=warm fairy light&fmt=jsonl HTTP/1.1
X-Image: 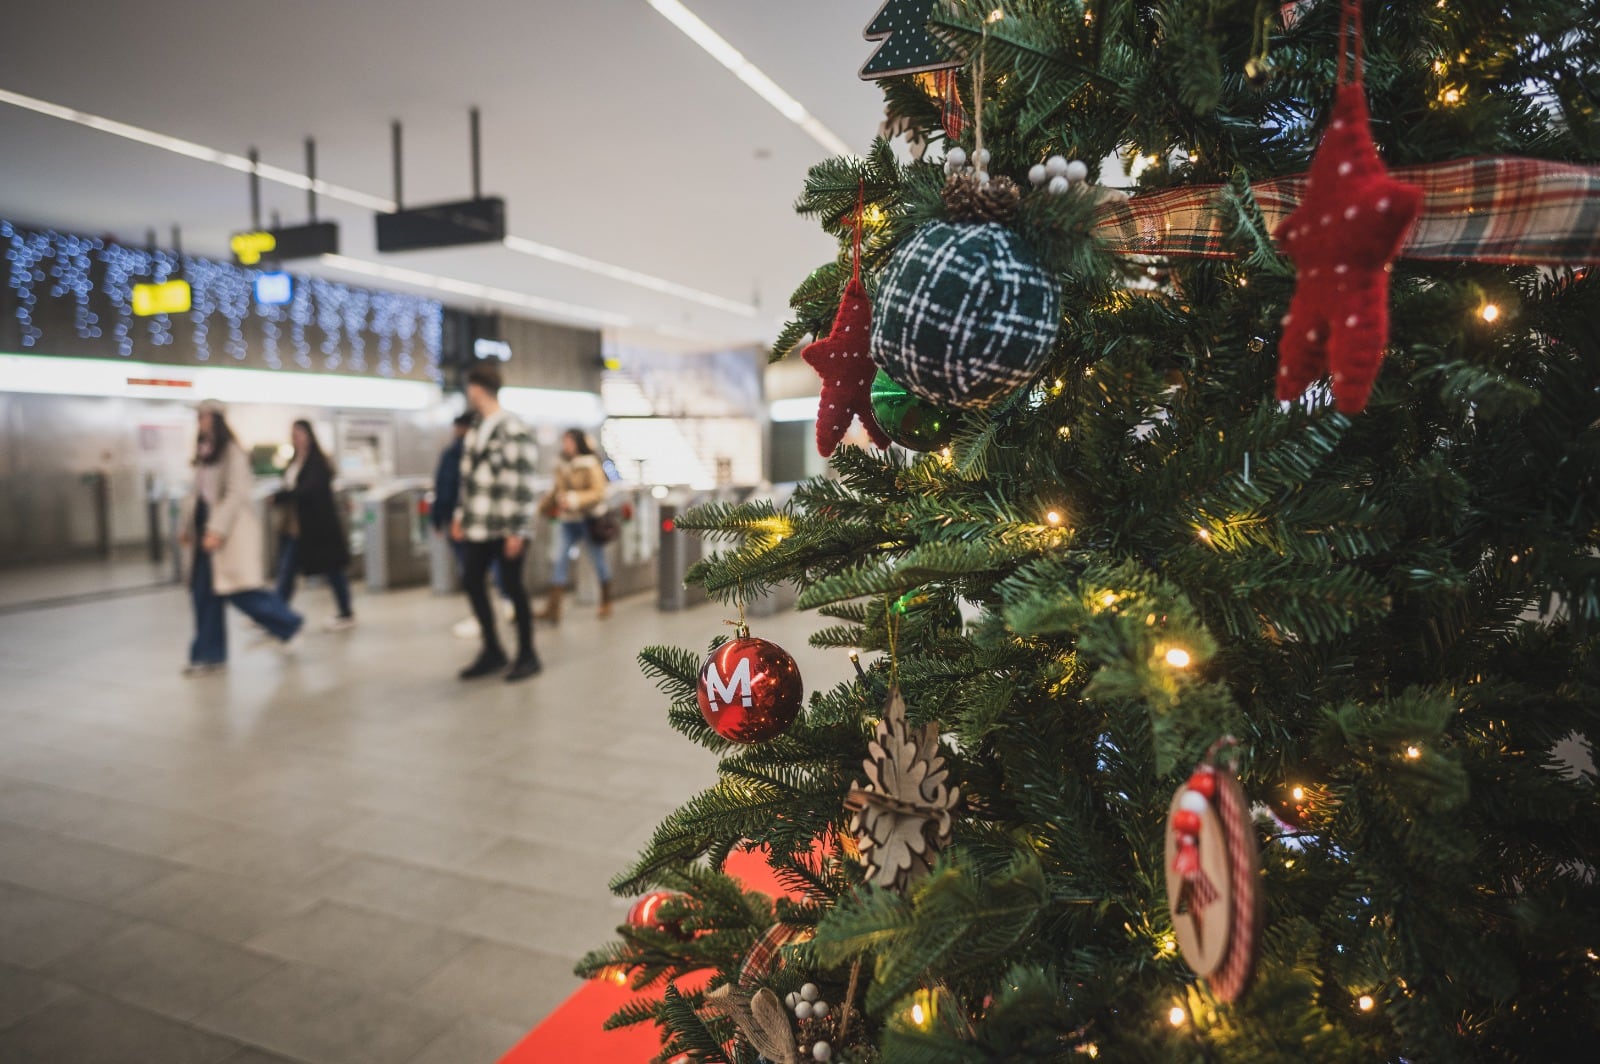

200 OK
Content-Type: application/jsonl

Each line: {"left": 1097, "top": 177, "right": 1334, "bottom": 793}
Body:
{"left": 987, "top": 7, "right": 1004, "bottom": 21}
{"left": 1197, "top": 528, "right": 1212, "bottom": 543}
{"left": 1405, "top": 745, "right": 1422, "bottom": 760}
{"left": 1100, "top": 591, "right": 1118, "bottom": 607}
{"left": 1046, "top": 510, "right": 1064, "bottom": 527}
{"left": 1358, "top": 994, "right": 1375, "bottom": 1011}
{"left": 1432, "top": 60, "right": 1447, "bottom": 74}
{"left": 909, "top": 986, "right": 938, "bottom": 1029}
{"left": 1077, "top": 1044, "right": 1100, "bottom": 1058}
{"left": 1165, "top": 647, "right": 1192, "bottom": 669}
{"left": 1168, "top": 1004, "right": 1187, "bottom": 1027}
{"left": 1291, "top": 785, "right": 1306, "bottom": 802}
{"left": 862, "top": 205, "right": 886, "bottom": 226}
{"left": 1155, "top": 932, "right": 1177, "bottom": 958}
{"left": 1480, "top": 303, "right": 1501, "bottom": 322}
{"left": 1442, "top": 87, "right": 1463, "bottom": 105}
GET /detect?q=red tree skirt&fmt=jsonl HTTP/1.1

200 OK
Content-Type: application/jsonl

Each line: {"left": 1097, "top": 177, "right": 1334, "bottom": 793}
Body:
{"left": 497, "top": 848, "right": 793, "bottom": 1063}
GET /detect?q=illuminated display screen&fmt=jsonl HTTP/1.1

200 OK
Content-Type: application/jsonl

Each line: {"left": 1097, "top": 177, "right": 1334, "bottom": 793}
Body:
{"left": 1, "top": 220, "right": 443, "bottom": 381}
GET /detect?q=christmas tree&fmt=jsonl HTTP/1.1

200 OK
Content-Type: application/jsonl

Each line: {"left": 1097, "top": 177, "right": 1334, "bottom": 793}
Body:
{"left": 580, "top": 1, "right": 1600, "bottom": 1060}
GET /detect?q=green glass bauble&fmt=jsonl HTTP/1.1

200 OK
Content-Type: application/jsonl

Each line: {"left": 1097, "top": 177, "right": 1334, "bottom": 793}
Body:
{"left": 870, "top": 369, "right": 959, "bottom": 451}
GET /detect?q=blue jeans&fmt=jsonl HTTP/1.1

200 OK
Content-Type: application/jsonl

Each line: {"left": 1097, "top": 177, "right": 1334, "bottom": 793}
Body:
{"left": 190, "top": 547, "right": 303, "bottom": 665}
{"left": 275, "top": 535, "right": 354, "bottom": 618}
{"left": 553, "top": 519, "right": 610, "bottom": 586}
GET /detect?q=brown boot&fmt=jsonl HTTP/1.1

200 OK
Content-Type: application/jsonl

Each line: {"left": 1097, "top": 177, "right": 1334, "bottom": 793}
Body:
{"left": 598, "top": 580, "right": 613, "bottom": 619}
{"left": 535, "top": 586, "right": 564, "bottom": 624}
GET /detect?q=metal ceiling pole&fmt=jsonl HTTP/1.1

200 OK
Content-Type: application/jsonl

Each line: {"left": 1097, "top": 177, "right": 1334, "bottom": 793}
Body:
{"left": 248, "top": 147, "right": 262, "bottom": 230}
{"left": 469, "top": 107, "right": 482, "bottom": 200}
{"left": 306, "top": 137, "right": 318, "bottom": 222}
{"left": 391, "top": 120, "right": 403, "bottom": 210}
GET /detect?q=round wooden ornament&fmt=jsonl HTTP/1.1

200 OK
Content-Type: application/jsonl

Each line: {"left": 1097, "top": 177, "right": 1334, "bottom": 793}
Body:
{"left": 1164, "top": 743, "right": 1262, "bottom": 1002}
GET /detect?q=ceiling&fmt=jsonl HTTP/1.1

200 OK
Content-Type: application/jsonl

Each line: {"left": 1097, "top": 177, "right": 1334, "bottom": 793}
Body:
{"left": 0, "top": 0, "right": 891, "bottom": 350}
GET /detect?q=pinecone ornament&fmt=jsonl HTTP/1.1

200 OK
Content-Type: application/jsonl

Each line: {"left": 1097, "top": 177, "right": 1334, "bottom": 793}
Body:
{"left": 942, "top": 171, "right": 1022, "bottom": 224}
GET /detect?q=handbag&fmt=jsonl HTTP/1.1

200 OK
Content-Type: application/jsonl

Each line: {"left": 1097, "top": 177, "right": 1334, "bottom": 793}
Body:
{"left": 586, "top": 510, "right": 620, "bottom": 544}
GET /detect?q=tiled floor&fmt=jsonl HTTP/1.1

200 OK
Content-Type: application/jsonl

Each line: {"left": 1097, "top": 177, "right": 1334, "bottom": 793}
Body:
{"left": 0, "top": 552, "right": 177, "bottom": 613}
{"left": 0, "top": 583, "right": 843, "bottom": 1063}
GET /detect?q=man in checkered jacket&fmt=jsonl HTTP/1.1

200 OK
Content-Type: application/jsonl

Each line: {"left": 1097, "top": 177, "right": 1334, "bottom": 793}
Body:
{"left": 450, "top": 363, "right": 542, "bottom": 682}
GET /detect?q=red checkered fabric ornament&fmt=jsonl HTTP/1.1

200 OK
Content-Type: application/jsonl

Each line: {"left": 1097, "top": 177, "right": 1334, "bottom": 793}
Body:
{"left": 801, "top": 191, "right": 891, "bottom": 456}
{"left": 1274, "top": 0, "right": 1422, "bottom": 414}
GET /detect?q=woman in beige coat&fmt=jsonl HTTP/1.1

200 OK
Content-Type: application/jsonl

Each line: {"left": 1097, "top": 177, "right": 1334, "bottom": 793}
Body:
{"left": 179, "top": 401, "right": 304, "bottom": 675}
{"left": 536, "top": 429, "right": 613, "bottom": 622}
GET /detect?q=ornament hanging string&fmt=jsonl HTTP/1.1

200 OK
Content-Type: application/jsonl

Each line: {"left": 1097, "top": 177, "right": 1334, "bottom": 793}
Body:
{"left": 1335, "top": 0, "right": 1364, "bottom": 87}
{"left": 725, "top": 583, "right": 749, "bottom": 639}
{"left": 850, "top": 182, "right": 865, "bottom": 285}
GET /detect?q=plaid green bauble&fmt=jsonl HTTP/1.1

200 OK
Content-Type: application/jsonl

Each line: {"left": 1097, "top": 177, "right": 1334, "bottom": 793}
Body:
{"left": 870, "top": 221, "right": 1060, "bottom": 409}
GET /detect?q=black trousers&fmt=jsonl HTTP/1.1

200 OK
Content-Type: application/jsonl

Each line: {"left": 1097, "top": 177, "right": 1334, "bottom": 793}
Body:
{"left": 463, "top": 538, "right": 535, "bottom": 661}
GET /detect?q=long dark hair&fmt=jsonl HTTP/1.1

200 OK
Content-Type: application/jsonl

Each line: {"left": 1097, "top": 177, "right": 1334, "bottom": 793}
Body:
{"left": 564, "top": 428, "right": 595, "bottom": 456}
{"left": 292, "top": 419, "right": 328, "bottom": 469}
{"left": 195, "top": 411, "right": 236, "bottom": 466}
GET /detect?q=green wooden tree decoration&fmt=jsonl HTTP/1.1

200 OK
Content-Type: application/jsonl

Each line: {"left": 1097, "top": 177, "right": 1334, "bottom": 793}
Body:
{"left": 859, "top": 0, "right": 964, "bottom": 80}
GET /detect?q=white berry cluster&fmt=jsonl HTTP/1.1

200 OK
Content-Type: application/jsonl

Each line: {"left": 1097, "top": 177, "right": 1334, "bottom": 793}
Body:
{"left": 943, "top": 145, "right": 994, "bottom": 184}
{"left": 1028, "top": 155, "right": 1091, "bottom": 195}
{"left": 784, "top": 982, "right": 835, "bottom": 1061}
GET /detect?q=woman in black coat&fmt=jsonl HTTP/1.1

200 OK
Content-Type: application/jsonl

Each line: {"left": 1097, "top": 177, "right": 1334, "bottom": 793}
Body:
{"left": 273, "top": 419, "right": 356, "bottom": 629}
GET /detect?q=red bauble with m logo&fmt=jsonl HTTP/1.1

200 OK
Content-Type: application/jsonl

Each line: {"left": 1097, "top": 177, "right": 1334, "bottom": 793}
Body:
{"left": 695, "top": 629, "right": 803, "bottom": 744}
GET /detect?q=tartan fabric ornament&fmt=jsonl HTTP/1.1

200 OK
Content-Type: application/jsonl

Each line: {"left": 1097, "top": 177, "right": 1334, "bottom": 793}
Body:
{"left": 870, "top": 221, "right": 1061, "bottom": 409}
{"left": 1274, "top": 0, "right": 1422, "bottom": 414}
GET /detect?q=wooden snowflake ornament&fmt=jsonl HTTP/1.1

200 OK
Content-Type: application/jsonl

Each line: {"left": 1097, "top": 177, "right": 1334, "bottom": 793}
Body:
{"left": 844, "top": 687, "right": 959, "bottom": 892}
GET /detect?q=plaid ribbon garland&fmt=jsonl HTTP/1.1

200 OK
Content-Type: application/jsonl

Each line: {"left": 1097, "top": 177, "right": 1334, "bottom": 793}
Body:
{"left": 1092, "top": 156, "right": 1600, "bottom": 266}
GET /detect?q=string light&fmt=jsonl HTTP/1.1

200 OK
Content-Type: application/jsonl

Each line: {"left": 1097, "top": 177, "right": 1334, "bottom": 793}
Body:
{"left": 1441, "top": 87, "right": 1463, "bottom": 105}
{"left": 1100, "top": 591, "right": 1118, "bottom": 607}
{"left": 1358, "top": 994, "right": 1375, "bottom": 1011}
{"left": 1480, "top": 302, "right": 1501, "bottom": 322}
{"left": 1168, "top": 1004, "right": 1187, "bottom": 1027}
{"left": 1291, "top": 785, "right": 1306, "bottom": 802}
{"left": 1196, "top": 528, "right": 1212, "bottom": 543}
{"left": 987, "top": 7, "right": 1004, "bottom": 22}
{"left": 1405, "top": 745, "right": 1422, "bottom": 760}
{"left": 1165, "top": 647, "right": 1192, "bottom": 669}
{"left": 909, "top": 987, "right": 936, "bottom": 1029}
{"left": 1045, "top": 510, "right": 1064, "bottom": 527}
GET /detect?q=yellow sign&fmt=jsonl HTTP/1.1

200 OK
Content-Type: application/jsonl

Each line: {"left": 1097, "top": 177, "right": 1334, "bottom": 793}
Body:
{"left": 131, "top": 280, "right": 192, "bottom": 317}
{"left": 230, "top": 230, "right": 277, "bottom": 266}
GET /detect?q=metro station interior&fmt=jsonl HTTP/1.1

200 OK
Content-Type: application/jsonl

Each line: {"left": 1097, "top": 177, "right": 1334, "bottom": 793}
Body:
{"left": 1, "top": 3, "right": 878, "bottom": 1061}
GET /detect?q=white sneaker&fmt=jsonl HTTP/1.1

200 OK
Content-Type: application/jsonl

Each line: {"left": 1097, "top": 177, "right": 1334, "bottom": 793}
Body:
{"left": 452, "top": 616, "right": 481, "bottom": 639}
{"left": 324, "top": 615, "right": 357, "bottom": 632}
{"left": 183, "top": 662, "right": 226, "bottom": 677}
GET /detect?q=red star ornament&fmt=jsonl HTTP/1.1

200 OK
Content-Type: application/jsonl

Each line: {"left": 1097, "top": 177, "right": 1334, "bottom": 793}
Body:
{"left": 1275, "top": 84, "right": 1423, "bottom": 414}
{"left": 801, "top": 275, "right": 891, "bottom": 456}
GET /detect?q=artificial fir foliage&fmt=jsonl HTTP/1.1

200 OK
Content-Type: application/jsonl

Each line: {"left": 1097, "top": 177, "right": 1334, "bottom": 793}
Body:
{"left": 581, "top": 1, "right": 1600, "bottom": 1060}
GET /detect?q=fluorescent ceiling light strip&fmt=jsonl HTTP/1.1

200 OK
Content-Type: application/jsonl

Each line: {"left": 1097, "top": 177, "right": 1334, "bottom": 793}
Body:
{"left": 645, "top": 0, "right": 854, "bottom": 157}
{"left": 319, "top": 253, "right": 632, "bottom": 328}
{"left": 502, "top": 235, "right": 754, "bottom": 317}
{"left": 0, "top": 85, "right": 755, "bottom": 315}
